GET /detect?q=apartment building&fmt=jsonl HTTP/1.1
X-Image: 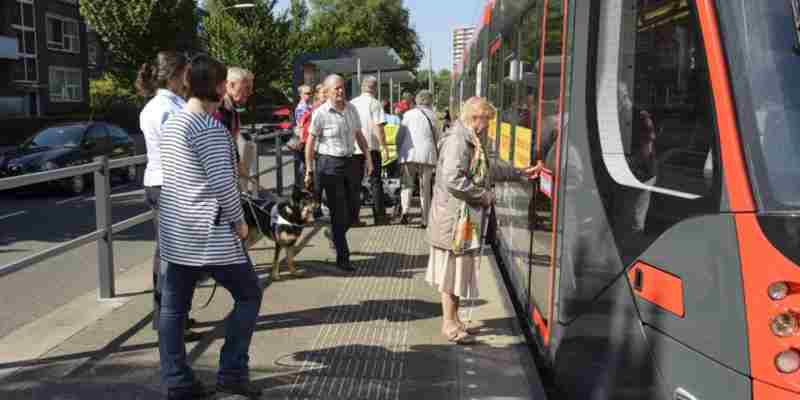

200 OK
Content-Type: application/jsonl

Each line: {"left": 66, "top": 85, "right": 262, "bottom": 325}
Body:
{"left": 451, "top": 26, "right": 476, "bottom": 73}
{"left": 0, "top": 0, "right": 89, "bottom": 118}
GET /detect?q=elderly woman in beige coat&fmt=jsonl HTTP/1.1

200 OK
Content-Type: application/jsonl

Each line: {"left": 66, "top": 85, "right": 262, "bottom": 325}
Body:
{"left": 427, "top": 96, "right": 540, "bottom": 344}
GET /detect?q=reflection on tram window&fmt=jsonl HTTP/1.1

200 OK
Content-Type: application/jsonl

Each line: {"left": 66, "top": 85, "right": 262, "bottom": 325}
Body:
{"left": 717, "top": 1, "right": 800, "bottom": 210}
{"left": 606, "top": 0, "right": 721, "bottom": 261}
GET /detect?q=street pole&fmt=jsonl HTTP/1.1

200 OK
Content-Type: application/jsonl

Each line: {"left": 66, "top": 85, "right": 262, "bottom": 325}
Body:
{"left": 428, "top": 43, "right": 433, "bottom": 93}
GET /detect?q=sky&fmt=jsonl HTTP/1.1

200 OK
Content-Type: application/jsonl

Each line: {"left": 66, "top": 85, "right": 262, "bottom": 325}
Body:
{"left": 273, "top": 0, "right": 486, "bottom": 72}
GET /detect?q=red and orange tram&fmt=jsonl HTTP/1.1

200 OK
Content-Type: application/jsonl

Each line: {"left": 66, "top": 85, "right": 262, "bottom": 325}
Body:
{"left": 454, "top": 0, "right": 800, "bottom": 398}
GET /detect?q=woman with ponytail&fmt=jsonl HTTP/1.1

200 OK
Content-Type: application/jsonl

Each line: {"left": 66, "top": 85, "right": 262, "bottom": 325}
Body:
{"left": 137, "top": 51, "right": 188, "bottom": 331}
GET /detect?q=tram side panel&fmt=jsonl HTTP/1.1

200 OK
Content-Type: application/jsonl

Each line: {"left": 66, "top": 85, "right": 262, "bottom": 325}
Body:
{"left": 546, "top": 1, "right": 753, "bottom": 399}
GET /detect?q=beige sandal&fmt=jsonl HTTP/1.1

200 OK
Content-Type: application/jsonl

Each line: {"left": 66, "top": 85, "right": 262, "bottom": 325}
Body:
{"left": 458, "top": 321, "right": 479, "bottom": 334}
{"left": 445, "top": 327, "right": 477, "bottom": 344}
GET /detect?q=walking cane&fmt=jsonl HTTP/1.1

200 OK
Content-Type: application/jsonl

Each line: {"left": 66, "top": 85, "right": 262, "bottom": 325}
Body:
{"left": 459, "top": 207, "right": 490, "bottom": 327}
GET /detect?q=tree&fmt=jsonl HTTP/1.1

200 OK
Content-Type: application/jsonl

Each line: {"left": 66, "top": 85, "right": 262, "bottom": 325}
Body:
{"left": 80, "top": 0, "right": 198, "bottom": 86}
{"left": 306, "top": 0, "right": 423, "bottom": 68}
{"left": 404, "top": 68, "right": 452, "bottom": 110}
{"left": 202, "top": 0, "right": 292, "bottom": 103}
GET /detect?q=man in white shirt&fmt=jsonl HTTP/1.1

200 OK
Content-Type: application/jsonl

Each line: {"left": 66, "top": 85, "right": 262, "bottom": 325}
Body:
{"left": 350, "top": 76, "right": 389, "bottom": 225}
{"left": 305, "top": 74, "right": 372, "bottom": 271}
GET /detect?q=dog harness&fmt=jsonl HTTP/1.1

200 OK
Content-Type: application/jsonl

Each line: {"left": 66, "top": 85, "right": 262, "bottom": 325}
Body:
{"left": 269, "top": 203, "right": 304, "bottom": 239}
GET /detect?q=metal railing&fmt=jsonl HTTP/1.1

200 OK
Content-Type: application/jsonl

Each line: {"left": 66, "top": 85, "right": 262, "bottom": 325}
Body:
{"left": 0, "top": 127, "right": 294, "bottom": 300}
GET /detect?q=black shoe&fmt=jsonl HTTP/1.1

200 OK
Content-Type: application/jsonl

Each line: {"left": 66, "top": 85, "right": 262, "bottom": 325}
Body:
{"left": 336, "top": 262, "right": 356, "bottom": 272}
{"left": 167, "top": 381, "right": 213, "bottom": 400}
{"left": 399, "top": 214, "right": 410, "bottom": 225}
{"left": 185, "top": 317, "right": 197, "bottom": 334}
{"left": 418, "top": 223, "right": 427, "bottom": 229}
{"left": 216, "top": 381, "right": 262, "bottom": 399}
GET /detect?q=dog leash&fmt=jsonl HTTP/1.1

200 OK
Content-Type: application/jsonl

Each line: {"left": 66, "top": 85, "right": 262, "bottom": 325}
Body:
{"left": 195, "top": 185, "right": 265, "bottom": 311}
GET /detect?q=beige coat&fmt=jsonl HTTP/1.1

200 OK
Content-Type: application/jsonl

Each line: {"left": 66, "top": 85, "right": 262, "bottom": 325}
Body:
{"left": 427, "top": 121, "right": 520, "bottom": 250}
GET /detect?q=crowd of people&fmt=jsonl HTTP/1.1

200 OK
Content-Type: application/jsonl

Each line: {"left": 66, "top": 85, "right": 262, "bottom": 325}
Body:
{"left": 136, "top": 50, "right": 539, "bottom": 399}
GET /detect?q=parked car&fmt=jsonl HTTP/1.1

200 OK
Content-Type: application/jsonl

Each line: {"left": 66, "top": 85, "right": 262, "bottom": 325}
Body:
{"left": 0, "top": 122, "right": 137, "bottom": 194}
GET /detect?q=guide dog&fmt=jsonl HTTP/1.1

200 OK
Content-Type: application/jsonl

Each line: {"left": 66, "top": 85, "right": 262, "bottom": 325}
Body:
{"left": 242, "top": 187, "right": 317, "bottom": 280}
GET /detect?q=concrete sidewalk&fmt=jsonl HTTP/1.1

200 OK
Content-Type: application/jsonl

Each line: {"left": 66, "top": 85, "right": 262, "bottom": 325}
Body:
{"left": 0, "top": 211, "right": 545, "bottom": 400}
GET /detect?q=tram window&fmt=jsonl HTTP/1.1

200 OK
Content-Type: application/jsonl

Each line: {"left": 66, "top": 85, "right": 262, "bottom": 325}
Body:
{"left": 539, "top": 1, "right": 564, "bottom": 166}
{"left": 595, "top": 0, "right": 720, "bottom": 258}
{"left": 514, "top": 6, "right": 541, "bottom": 162}
{"left": 488, "top": 40, "right": 501, "bottom": 106}
{"left": 501, "top": 38, "right": 518, "bottom": 126}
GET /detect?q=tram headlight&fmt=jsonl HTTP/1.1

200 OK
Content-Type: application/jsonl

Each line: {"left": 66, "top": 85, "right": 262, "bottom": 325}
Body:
{"left": 770, "top": 312, "right": 800, "bottom": 337}
{"left": 775, "top": 349, "right": 800, "bottom": 373}
{"left": 769, "top": 282, "right": 791, "bottom": 301}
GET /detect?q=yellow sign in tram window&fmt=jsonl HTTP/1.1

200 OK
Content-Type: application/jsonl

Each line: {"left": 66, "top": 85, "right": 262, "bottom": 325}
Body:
{"left": 515, "top": 126, "right": 532, "bottom": 168}
{"left": 499, "top": 122, "right": 512, "bottom": 162}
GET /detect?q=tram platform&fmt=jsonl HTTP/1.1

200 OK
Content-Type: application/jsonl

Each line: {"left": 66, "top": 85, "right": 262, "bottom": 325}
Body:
{"left": 0, "top": 210, "right": 545, "bottom": 400}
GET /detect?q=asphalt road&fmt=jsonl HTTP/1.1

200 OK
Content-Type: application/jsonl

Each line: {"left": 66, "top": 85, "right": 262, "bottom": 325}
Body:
{"left": 0, "top": 152, "right": 295, "bottom": 340}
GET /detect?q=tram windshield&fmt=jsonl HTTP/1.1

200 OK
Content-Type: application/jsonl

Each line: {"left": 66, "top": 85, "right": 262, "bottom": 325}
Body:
{"left": 717, "top": 1, "right": 800, "bottom": 211}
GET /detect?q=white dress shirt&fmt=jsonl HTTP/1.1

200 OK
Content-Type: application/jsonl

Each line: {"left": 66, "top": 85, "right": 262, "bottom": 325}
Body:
{"left": 139, "top": 89, "right": 186, "bottom": 187}
{"left": 350, "top": 93, "right": 386, "bottom": 154}
{"left": 309, "top": 101, "right": 362, "bottom": 157}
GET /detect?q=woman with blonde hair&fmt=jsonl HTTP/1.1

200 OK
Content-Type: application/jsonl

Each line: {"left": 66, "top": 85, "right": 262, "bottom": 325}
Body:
{"left": 427, "top": 96, "right": 540, "bottom": 344}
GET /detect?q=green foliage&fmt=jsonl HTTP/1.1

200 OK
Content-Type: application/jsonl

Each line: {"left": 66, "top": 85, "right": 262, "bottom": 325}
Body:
{"left": 89, "top": 74, "right": 141, "bottom": 117}
{"left": 79, "top": 0, "right": 198, "bottom": 87}
{"left": 405, "top": 68, "right": 453, "bottom": 110}
{"left": 202, "top": 0, "right": 293, "bottom": 102}
{"left": 306, "top": 0, "right": 423, "bottom": 68}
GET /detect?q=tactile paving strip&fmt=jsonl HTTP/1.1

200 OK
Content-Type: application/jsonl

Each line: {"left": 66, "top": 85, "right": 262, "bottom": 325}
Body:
{"left": 287, "top": 225, "right": 428, "bottom": 400}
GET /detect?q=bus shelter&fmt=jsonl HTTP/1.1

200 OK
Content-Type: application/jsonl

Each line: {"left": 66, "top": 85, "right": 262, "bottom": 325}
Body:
{"left": 292, "top": 46, "right": 415, "bottom": 109}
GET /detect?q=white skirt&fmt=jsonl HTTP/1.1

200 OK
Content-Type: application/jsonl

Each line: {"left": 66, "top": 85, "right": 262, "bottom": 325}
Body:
{"left": 425, "top": 246, "right": 479, "bottom": 299}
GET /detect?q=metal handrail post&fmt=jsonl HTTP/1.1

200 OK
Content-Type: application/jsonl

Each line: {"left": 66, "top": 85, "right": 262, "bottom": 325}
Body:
{"left": 252, "top": 131, "right": 260, "bottom": 196}
{"left": 94, "top": 156, "right": 115, "bottom": 299}
{"left": 275, "top": 133, "right": 283, "bottom": 195}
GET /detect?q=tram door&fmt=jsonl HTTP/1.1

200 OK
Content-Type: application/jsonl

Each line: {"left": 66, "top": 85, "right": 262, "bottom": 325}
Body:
{"left": 529, "top": 0, "right": 566, "bottom": 343}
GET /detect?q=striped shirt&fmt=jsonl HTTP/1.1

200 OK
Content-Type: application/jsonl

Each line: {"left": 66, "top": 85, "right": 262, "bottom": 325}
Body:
{"left": 309, "top": 101, "right": 362, "bottom": 157}
{"left": 159, "top": 110, "right": 247, "bottom": 266}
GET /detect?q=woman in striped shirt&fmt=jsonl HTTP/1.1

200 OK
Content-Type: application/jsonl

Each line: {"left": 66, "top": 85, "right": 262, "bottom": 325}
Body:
{"left": 158, "top": 54, "right": 262, "bottom": 400}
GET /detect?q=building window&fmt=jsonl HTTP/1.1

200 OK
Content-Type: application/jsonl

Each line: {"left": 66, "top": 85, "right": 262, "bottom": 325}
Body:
{"left": 0, "top": 97, "right": 27, "bottom": 118}
{"left": 49, "top": 67, "right": 83, "bottom": 102}
{"left": 12, "top": 0, "right": 38, "bottom": 82}
{"left": 47, "top": 14, "right": 80, "bottom": 53}
{"left": 88, "top": 42, "right": 97, "bottom": 66}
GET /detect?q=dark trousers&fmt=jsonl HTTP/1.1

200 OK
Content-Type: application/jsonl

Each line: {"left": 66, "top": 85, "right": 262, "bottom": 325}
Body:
{"left": 292, "top": 147, "right": 305, "bottom": 190}
{"left": 350, "top": 154, "right": 366, "bottom": 223}
{"left": 145, "top": 186, "right": 162, "bottom": 330}
{"left": 318, "top": 154, "right": 355, "bottom": 265}
{"left": 159, "top": 261, "right": 263, "bottom": 390}
{"left": 369, "top": 150, "right": 386, "bottom": 219}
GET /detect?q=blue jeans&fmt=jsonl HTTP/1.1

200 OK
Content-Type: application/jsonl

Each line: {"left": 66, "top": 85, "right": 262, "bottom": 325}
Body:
{"left": 158, "top": 261, "right": 263, "bottom": 390}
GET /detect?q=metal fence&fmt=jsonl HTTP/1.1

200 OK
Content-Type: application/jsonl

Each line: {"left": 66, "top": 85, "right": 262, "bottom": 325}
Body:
{"left": 0, "top": 128, "right": 293, "bottom": 300}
